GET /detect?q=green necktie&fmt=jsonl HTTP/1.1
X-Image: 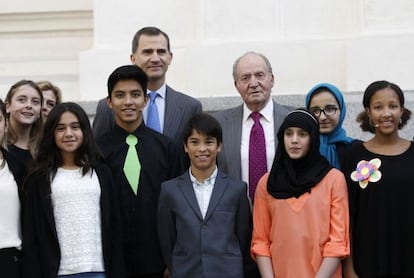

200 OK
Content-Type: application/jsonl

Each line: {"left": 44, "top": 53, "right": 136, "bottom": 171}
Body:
{"left": 123, "top": 134, "right": 141, "bottom": 195}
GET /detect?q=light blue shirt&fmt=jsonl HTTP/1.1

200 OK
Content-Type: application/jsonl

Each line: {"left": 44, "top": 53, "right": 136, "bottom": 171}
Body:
{"left": 143, "top": 84, "right": 166, "bottom": 132}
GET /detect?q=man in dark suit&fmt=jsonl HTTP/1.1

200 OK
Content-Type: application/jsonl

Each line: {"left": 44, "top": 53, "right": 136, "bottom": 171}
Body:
{"left": 213, "top": 52, "right": 294, "bottom": 277}
{"left": 158, "top": 113, "right": 251, "bottom": 278}
{"left": 214, "top": 51, "right": 294, "bottom": 197}
{"left": 93, "top": 26, "right": 202, "bottom": 144}
{"left": 96, "top": 65, "right": 182, "bottom": 278}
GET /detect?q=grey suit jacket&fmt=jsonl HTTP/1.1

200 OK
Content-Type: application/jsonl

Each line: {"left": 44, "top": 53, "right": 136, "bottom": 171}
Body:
{"left": 213, "top": 99, "right": 294, "bottom": 181}
{"left": 158, "top": 171, "right": 251, "bottom": 278}
{"left": 93, "top": 85, "right": 202, "bottom": 144}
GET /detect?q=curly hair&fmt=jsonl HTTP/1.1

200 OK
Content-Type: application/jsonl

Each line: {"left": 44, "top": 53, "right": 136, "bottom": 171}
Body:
{"left": 357, "top": 80, "right": 412, "bottom": 133}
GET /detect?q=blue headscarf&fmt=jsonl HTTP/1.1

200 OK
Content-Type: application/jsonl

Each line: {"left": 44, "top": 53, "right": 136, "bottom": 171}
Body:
{"left": 305, "top": 83, "right": 353, "bottom": 169}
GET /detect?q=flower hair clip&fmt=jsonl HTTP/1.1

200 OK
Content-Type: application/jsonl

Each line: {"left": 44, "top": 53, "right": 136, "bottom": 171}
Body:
{"left": 350, "top": 158, "right": 382, "bottom": 189}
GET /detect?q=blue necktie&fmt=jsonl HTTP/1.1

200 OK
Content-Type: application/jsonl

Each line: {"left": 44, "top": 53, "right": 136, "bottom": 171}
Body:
{"left": 146, "top": 92, "right": 161, "bottom": 132}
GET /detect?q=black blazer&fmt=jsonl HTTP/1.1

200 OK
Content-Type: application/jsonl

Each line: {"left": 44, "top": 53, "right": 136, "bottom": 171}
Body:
{"left": 21, "top": 162, "right": 125, "bottom": 278}
{"left": 2, "top": 147, "right": 26, "bottom": 199}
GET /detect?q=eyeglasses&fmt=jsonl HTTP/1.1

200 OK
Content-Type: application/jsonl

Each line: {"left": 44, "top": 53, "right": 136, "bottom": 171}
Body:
{"left": 310, "top": 106, "right": 338, "bottom": 117}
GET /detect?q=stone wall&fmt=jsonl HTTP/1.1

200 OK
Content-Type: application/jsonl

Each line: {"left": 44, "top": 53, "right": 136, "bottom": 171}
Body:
{"left": 79, "top": 0, "right": 414, "bottom": 102}
{"left": 0, "top": 0, "right": 93, "bottom": 100}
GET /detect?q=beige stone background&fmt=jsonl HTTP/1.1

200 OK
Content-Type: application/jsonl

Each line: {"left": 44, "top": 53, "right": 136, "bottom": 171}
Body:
{"left": 1, "top": 0, "right": 414, "bottom": 140}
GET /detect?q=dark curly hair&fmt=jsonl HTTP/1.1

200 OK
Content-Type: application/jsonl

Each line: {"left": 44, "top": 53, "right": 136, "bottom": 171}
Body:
{"left": 357, "top": 80, "right": 411, "bottom": 133}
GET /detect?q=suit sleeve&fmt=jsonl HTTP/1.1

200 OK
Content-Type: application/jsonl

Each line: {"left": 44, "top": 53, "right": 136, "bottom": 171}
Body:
{"left": 194, "top": 99, "right": 202, "bottom": 114}
{"left": 168, "top": 141, "right": 185, "bottom": 178}
{"left": 93, "top": 98, "right": 114, "bottom": 139}
{"left": 157, "top": 182, "right": 176, "bottom": 270}
{"left": 104, "top": 166, "right": 126, "bottom": 277}
{"left": 21, "top": 178, "right": 43, "bottom": 278}
{"left": 235, "top": 182, "right": 252, "bottom": 262}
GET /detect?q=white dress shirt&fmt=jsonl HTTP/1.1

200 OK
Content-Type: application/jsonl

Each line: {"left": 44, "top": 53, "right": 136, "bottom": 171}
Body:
{"left": 189, "top": 167, "right": 218, "bottom": 219}
{"left": 0, "top": 160, "right": 21, "bottom": 250}
{"left": 240, "top": 99, "right": 275, "bottom": 185}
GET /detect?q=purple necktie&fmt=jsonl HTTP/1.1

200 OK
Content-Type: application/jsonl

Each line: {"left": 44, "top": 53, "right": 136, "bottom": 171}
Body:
{"left": 249, "top": 112, "right": 267, "bottom": 200}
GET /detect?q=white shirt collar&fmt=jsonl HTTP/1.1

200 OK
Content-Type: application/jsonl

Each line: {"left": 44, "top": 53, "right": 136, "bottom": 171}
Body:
{"left": 242, "top": 97, "right": 274, "bottom": 123}
{"left": 148, "top": 83, "right": 166, "bottom": 99}
{"left": 189, "top": 166, "right": 218, "bottom": 186}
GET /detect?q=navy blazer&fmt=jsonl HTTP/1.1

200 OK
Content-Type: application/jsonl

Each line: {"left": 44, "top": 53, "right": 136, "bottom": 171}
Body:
{"left": 158, "top": 171, "right": 251, "bottom": 278}
{"left": 21, "top": 162, "right": 125, "bottom": 278}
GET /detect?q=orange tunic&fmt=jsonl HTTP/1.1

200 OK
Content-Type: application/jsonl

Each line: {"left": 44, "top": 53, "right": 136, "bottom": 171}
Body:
{"left": 251, "top": 169, "right": 350, "bottom": 278}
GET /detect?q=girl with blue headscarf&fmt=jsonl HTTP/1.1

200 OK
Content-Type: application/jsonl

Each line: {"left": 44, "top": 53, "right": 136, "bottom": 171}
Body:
{"left": 305, "top": 83, "right": 353, "bottom": 169}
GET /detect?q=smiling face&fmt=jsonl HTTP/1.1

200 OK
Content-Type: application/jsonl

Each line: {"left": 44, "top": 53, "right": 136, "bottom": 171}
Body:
{"left": 42, "top": 89, "right": 57, "bottom": 120}
{"left": 108, "top": 79, "right": 148, "bottom": 132}
{"left": 6, "top": 84, "right": 42, "bottom": 127}
{"left": 54, "top": 111, "right": 84, "bottom": 159}
{"left": 130, "top": 34, "right": 172, "bottom": 87}
{"left": 234, "top": 53, "right": 274, "bottom": 112}
{"left": 366, "top": 87, "right": 403, "bottom": 136}
{"left": 309, "top": 91, "right": 340, "bottom": 134}
{"left": 284, "top": 127, "right": 311, "bottom": 160}
{"left": 185, "top": 129, "right": 222, "bottom": 174}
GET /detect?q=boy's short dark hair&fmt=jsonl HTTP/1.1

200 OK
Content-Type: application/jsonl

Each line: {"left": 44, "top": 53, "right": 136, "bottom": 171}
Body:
{"left": 183, "top": 113, "right": 223, "bottom": 145}
{"left": 107, "top": 65, "right": 148, "bottom": 98}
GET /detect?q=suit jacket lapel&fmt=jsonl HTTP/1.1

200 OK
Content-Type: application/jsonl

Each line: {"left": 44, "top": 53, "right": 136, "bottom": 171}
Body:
{"left": 272, "top": 100, "right": 286, "bottom": 149}
{"left": 178, "top": 173, "right": 204, "bottom": 221}
{"left": 163, "top": 86, "right": 180, "bottom": 138}
{"left": 203, "top": 172, "right": 228, "bottom": 222}
{"left": 226, "top": 106, "right": 243, "bottom": 179}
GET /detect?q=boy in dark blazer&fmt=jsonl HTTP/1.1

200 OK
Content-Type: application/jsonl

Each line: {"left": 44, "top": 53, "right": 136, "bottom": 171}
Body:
{"left": 158, "top": 113, "right": 251, "bottom": 278}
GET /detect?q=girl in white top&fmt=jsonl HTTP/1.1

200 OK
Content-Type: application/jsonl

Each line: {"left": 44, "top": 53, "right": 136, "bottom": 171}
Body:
{"left": 22, "top": 102, "right": 124, "bottom": 278}
{"left": 0, "top": 98, "right": 26, "bottom": 278}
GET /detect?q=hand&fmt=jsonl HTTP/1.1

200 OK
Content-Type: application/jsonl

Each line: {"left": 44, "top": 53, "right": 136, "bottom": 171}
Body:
{"left": 163, "top": 268, "right": 170, "bottom": 278}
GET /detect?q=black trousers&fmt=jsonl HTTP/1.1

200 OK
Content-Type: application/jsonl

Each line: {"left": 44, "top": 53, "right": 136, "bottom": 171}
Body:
{"left": 127, "top": 271, "right": 164, "bottom": 278}
{"left": 0, "top": 247, "right": 21, "bottom": 278}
